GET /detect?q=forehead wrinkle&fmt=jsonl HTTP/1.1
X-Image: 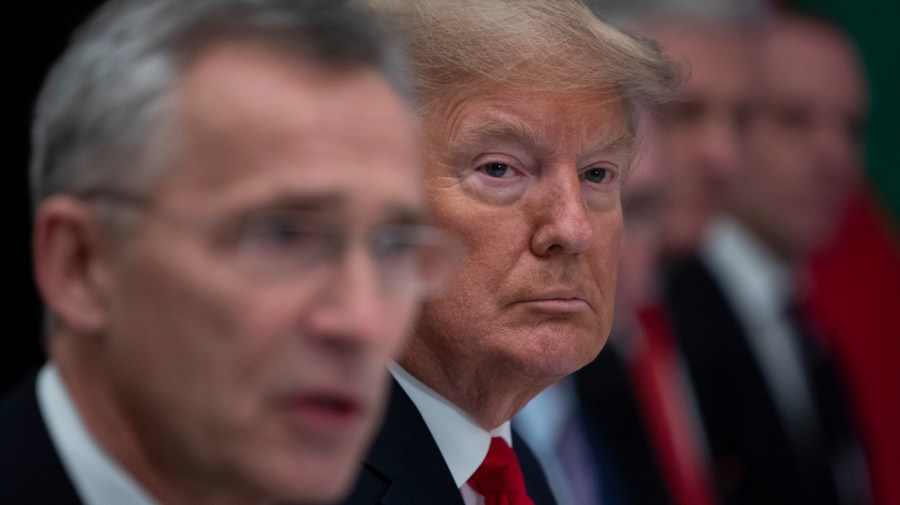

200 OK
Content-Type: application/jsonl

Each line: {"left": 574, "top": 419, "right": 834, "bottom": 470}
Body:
{"left": 452, "top": 112, "right": 544, "bottom": 154}
{"left": 451, "top": 108, "right": 634, "bottom": 164}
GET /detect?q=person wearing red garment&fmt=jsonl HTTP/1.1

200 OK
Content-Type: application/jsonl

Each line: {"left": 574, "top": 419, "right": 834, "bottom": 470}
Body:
{"left": 341, "top": 1, "right": 678, "bottom": 504}
{"left": 665, "top": 13, "right": 872, "bottom": 505}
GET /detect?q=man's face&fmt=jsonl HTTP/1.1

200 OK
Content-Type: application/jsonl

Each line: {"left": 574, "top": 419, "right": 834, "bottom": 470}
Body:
{"left": 648, "top": 22, "right": 756, "bottom": 257}
{"left": 408, "top": 86, "right": 630, "bottom": 394}
{"left": 735, "top": 20, "right": 866, "bottom": 260}
{"left": 96, "top": 42, "right": 421, "bottom": 502}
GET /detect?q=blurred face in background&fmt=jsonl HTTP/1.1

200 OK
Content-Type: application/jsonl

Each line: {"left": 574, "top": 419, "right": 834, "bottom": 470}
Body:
{"left": 731, "top": 17, "right": 867, "bottom": 262}
{"left": 646, "top": 21, "right": 757, "bottom": 259}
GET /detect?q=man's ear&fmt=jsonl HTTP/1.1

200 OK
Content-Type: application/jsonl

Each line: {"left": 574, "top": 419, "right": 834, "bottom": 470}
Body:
{"left": 33, "top": 196, "right": 112, "bottom": 335}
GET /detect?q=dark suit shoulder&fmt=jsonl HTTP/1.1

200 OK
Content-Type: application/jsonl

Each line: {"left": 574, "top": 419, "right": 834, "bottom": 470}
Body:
{"left": 342, "top": 380, "right": 463, "bottom": 505}
{"left": 575, "top": 346, "right": 674, "bottom": 505}
{"left": 663, "top": 255, "right": 826, "bottom": 505}
{"left": 0, "top": 370, "right": 82, "bottom": 505}
{"left": 343, "top": 380, "right": 557, "bottom": 505}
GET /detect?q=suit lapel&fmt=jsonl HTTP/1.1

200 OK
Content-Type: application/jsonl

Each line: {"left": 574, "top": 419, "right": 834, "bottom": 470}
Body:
{"left": 356, "top": 379, "right": 463, "bottom": 505}
{"left": 349, "top": 379, "right": 557, "bottom": 505}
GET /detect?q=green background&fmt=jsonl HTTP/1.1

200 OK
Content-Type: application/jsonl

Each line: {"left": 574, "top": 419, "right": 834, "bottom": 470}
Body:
{"left": 792, "top": 0, "right": 900, "bottom": 228}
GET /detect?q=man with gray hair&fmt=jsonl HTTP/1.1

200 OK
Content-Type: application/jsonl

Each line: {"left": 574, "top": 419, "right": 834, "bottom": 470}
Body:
{"left": 0, "top": 0, "right": 459, "bottom": 503}
{"left": 342, "top": 1, "right": 678, "bottom": 504}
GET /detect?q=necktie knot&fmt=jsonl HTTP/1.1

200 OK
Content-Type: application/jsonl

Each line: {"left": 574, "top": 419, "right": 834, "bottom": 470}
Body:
{"left": 468, "top": 437, "right": 535, "bottom": 505}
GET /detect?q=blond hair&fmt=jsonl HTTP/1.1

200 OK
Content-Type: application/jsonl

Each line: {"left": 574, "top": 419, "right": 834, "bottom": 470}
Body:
{"left": 368, "top": 0, "right": 679, "bottom": 130}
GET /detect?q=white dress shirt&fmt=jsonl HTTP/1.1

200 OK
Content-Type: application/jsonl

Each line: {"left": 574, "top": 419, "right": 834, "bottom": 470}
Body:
{"left": 37, "top": 364, "right": 157, "bottom": 505}
{"left": 390, "top": 363, "right": 512, "bottom": 505}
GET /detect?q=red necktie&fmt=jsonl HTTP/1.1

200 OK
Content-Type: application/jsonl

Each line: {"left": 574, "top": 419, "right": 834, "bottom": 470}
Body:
{"left": 632, "top": 304, "right": 716, "bottom": 505}
{"left": 468, "top": 437, "right": 535, "bottom": 505}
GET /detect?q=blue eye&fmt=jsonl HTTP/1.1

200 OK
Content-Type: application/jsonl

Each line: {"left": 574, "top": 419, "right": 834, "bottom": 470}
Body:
{"left": 583, "top": 168, "right": 611, "bottom": 183}
{"left": 483, "top": 162, "right": 510, "bottom": 178}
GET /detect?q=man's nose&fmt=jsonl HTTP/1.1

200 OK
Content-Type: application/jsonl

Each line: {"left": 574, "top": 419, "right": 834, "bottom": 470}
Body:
{"left": 530, "top": 170, "right": 594, "bottom": 256}
{"left": 698, "top": 117, "right": 744, "bottom": 183}
{"left": 303, "top": 245, "right": 402, "bottom": 353}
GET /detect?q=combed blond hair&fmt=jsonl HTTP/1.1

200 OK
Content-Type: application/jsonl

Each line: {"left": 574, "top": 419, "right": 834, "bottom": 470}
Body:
{"left": 367, "top": 0, "right": 679, "bottom": 131}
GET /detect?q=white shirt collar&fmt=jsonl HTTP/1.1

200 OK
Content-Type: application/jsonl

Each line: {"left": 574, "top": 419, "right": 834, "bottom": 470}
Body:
{"left": 389, "top": 363, "right": 512, "bottom": 488}
{"left": 37, "top": 363, "right": 157, "bottom": 505}
{"left": 702, "top": 216, "right": 795, "bottom": 324}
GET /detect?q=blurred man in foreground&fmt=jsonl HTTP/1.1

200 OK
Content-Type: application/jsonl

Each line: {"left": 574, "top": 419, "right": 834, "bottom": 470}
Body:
{"left": 0, "top": 0, "right": 458, "bottom": 503}
{"left": 343, "top": 1, "right": 678, "bottom": 504}
{"left": 665, "top": 13, "right": 871, "bottom": 505}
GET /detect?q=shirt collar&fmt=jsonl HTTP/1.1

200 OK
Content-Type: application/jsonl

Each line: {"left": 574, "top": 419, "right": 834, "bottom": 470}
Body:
{"left": 702, "top": 217, "right": 795, "bottom": 323}
{"left": 37, "top": 363, "right": 157, "bottom": 505}
{"left": 390, "top": 363, "right": 512, "bottom": 488}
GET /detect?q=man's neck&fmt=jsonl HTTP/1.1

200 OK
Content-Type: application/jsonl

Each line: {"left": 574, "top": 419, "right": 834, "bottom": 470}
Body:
{"left": 397, "top": 346, "right": 552, "bottom": 430}
{"left": 51, "top": 343, "right": 270, "bottom": 505}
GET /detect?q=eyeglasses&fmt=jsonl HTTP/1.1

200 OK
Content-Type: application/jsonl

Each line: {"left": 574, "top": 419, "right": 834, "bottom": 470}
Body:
{"left": 75, "top": 189, "right": 462, "bottom": 298}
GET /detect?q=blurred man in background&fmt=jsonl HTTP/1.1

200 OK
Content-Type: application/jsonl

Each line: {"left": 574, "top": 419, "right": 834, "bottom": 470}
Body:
{"left": 0, "top": 0, "right": 458, "bottom": 503}
{"left": 641, "top": 10, "right": 759, "bottom": 263}
{"left": 664, "top": 13, "right": 871, "bottom": 505}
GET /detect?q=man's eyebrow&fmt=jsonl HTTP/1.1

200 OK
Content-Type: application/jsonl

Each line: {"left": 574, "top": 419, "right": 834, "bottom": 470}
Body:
{"left": 454, "top": 117, "right": 545, "bottom": 149}
{"left": 248, "top": 192, "right": 346, "bottom": 212}
{"left": 234, "top": 192, "right": 431, "bottom": 225}
{"left": 594, "top": 127, "right": 635, "bottom": 155}
{"left": 384, "top": 205, "right": 432, "bottom": 226}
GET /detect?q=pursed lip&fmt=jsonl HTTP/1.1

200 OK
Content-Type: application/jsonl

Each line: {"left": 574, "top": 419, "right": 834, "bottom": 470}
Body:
{"left": 513, "top": 290, "right": 592, "bottom": 311}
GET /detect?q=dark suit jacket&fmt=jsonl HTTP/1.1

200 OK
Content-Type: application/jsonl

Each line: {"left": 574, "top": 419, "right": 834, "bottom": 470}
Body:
{"left": 342, "top": 379, "right": 557, "bottom": 505}
{"left": 664, "top": 256, "right": 861, "bottom": 505}
{"left": 0, "top": 371, "right": 83, "bottom": 504}
{"left": 575, "top": 342, "right": 674, "bottom": 505}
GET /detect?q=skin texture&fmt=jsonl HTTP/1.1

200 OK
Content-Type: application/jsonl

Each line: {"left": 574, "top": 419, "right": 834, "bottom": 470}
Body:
{"left": 646, "top": 21, "right": 757, "bottom": 260}
{"left": 400, "top": 86, "right": 632, "bottom": 429}
{"left": 732, "top": 18, "right": 867, "bottom": 264}
{"left": 34, "top": 41, "right": 423, "bottom": 505}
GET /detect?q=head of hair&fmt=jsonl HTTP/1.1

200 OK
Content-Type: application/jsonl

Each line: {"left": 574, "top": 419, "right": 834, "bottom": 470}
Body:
{"left": 30, "top": 0, "right": 406, "bottom": 210}
{"left": 366, "top": 0, "right": 680, "bottom": 136}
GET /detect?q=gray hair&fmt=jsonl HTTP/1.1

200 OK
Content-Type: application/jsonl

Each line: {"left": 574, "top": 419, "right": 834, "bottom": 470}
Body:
{"left": 366, "top": 0, "right": 680, "bottom": 136}
{"left": 30, "top": 0, "right": 407, "bottom": 209}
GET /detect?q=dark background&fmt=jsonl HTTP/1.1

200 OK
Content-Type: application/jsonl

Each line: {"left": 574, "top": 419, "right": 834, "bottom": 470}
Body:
{"left": 5, "top": 2, "right": 104, "bottom": 394}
